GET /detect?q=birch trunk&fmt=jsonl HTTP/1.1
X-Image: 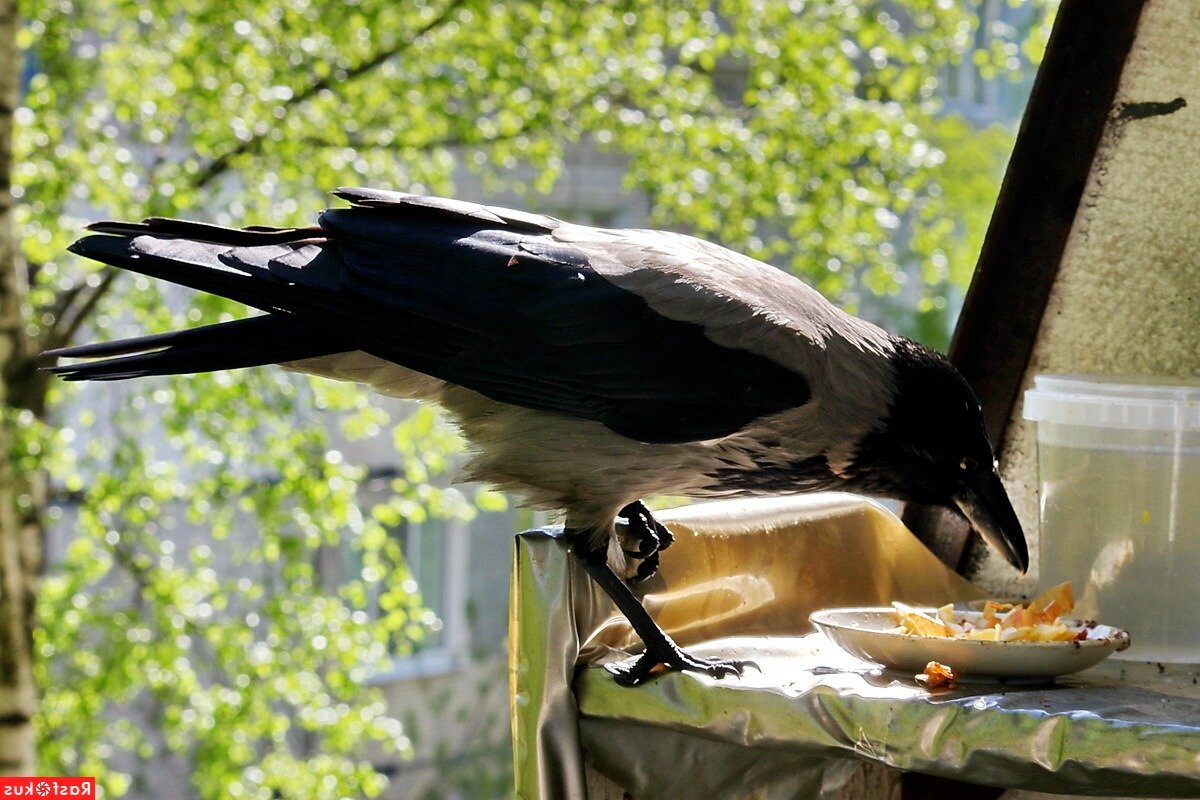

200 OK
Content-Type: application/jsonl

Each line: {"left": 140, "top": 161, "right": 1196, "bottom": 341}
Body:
{"left": 0, "top": 0, "right": 39, "bottom": 775}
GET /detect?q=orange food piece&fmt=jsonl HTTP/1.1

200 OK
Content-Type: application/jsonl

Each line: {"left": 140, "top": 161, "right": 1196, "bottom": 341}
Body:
{"left": 898, "top": 613, "right": 955, "bottom": 638}
{"left": 1029, "top": 581, "right": 1075, "bottom": 623}
{"left": 916, "top": 660, "right": 956, "bottom": 688}
{"left": 891, "top": 602, "right": 957, "bottom": 637}
{"left": 1000, "top": 604, "right": 1036, "bottom": 629}
{"left": 980, "top": 600, "right": 1015, "bottom": 628}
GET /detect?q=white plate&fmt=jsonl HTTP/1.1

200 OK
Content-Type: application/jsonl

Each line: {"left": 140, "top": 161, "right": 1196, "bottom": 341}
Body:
{"left": 809, "top": 607, "right": 1130, "bottom": 680}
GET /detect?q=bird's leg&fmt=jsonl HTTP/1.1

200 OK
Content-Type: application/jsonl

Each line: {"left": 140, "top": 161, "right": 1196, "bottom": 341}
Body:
{"left": 568, "top": 529, "right": 752, "bottom": 686}
{"left": 617, "top": 500, "right": 675, "bottom": 583}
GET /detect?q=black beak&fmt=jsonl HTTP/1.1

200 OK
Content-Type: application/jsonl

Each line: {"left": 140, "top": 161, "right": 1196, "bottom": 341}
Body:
{"left": 954, "top": 468, "right": 1029, "bottom": 573}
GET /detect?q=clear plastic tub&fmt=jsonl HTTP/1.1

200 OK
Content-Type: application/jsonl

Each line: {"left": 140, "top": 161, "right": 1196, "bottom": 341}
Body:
{"left": 1024, "top": 375, "right": 1200, "bottom": 662}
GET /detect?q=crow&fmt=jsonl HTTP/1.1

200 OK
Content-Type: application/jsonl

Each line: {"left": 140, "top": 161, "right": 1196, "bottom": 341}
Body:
{"left": 47, "top": 188, "right": 1028, "bottom": 686}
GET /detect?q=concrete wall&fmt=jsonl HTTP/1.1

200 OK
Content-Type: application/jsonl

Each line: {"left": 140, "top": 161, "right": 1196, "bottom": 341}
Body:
{"left": 980, "top": 0, "right": 1200, "bottom": 599}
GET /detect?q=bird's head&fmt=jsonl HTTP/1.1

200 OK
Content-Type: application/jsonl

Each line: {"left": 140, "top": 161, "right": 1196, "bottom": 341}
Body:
{"left": 841, "top": 340, "right": 1029, "bottom": 573}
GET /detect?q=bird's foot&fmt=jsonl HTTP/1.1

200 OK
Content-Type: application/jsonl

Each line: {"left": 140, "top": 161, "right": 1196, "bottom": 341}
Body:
{"left": 570, "top": 527, "right": 756, "bottom": 688}
{"left": 618, "top": 500, "right": 675, "bottom": 583}
{"left": 605, "top": 639, "right": 757, "bottom": 687}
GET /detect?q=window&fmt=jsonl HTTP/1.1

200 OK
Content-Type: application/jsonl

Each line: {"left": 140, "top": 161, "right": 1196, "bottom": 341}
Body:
{"left": 397, "top": 516, "right": 470, "bottom": 658}
{"left": 346, "top": 515, "right": 471, "bottom": 682}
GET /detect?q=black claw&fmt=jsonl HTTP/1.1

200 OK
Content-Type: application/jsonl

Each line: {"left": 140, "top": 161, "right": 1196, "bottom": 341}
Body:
{"left": 623, "top": 530, "right": 659, "bottom": 560}
{"left": 629, "top": 550, "right": 660, "bottom": 583}
{"left": 618, "top": 500, "right": 670, "bottom": 581}
{"left": 650, "top": 514, "right": 674, "bottom": 551}
{"left": 605, "top": 643, "right": 753, "bottom": 686}
{"left": 608, "top": 658, "right": 657, "bottom": 687}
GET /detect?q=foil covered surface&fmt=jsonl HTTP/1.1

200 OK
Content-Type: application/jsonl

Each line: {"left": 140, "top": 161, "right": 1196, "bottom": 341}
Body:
{"left": 509, "top": 494, "right": 1200, "bottom": 799}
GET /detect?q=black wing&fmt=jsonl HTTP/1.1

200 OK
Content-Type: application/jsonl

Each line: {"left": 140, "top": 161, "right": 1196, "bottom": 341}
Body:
{"left": 51, "top": 189, "right": 810, "bottom": 444}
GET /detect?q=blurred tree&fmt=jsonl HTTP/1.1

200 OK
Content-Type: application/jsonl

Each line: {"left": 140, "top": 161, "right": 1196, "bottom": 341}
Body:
{"left": 3, "top": 0, "right": 1050, "bottom": 795}
{"left": 0, "top": 0, "right": 37, "bottom": 777}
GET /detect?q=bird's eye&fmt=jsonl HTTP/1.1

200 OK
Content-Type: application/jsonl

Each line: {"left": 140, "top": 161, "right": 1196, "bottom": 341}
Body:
{"left": 959, "top": 457, "right": 978, "bottom": 473}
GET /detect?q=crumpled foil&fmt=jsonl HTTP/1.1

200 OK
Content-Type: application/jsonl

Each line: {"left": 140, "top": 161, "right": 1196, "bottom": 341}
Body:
{"left": 509, "top": 494, "right": 1200, "bottom": 799}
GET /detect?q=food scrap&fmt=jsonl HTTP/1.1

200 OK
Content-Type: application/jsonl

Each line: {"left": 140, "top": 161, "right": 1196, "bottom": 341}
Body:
{"left": 892, "top": 582, "right": 1086, "bottom": 643}
{"left": 916, "top": 660, "right": 956, "bottom": 688}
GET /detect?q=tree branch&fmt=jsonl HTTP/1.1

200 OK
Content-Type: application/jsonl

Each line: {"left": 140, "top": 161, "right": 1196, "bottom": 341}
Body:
{"left": 42, "top": 269, "right": 118, "bottom": 353}
{"left": 293, "top": 122, "right": 544, "bottom": 153}
{"left": 192, "top": 0, "right": 466, "bottom": 191}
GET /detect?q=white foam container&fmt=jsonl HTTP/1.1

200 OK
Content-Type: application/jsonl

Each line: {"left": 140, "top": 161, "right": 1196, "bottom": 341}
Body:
{"left": 1024, "top": 375, "right": 1200, "bottom": 662}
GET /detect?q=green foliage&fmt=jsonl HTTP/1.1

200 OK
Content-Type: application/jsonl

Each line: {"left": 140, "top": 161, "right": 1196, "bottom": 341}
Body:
{"left": 35, "top": 372, "right": 442, "bottom": 797}
{"left": 20, "top": 1, "right": 1046, "bottom": 312}
{"left": 18, "top": 0, "right": 1053, "bottom": 797}
{"left": 881, "top": 116, "right": 1018, "bottom": 349}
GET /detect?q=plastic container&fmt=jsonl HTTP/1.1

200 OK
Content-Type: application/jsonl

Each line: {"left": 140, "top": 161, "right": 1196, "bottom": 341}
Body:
{"left": 1024, "top": 375, "right": 1200, "bottom": 662}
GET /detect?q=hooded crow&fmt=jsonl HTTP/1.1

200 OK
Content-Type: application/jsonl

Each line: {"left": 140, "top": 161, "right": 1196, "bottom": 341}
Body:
{"left": 47, "top": 188, "right": 1028, "bottom": 685}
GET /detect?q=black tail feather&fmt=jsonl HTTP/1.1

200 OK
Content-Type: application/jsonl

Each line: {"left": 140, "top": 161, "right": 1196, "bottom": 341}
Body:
{"left": 86, "top": 218, "right": 323, "bottom": 246}
{"left": 46, "top": 315, "right": 347, "bottom": 381}
{"left": 54, "top": 222, "right": 352, "bottom": 382}
{"left": 66, "top": 233, "right": 295, "bottom": 317}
